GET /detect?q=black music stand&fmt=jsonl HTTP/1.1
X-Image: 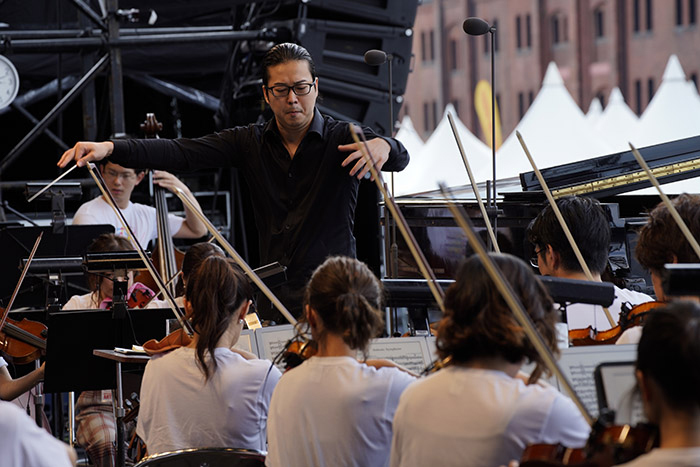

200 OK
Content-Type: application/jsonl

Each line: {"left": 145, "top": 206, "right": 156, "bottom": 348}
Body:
{"left": 0, "top": 224, "right": 113, "bottom": 309}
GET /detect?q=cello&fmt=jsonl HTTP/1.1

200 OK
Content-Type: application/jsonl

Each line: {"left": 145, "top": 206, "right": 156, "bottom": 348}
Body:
{"left": 137, "top": 113, "right": 184, "bottom": 297}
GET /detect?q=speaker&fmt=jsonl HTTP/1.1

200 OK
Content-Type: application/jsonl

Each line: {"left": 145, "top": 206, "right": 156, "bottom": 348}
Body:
{"left": 273, "top": 18, "right": 413, "bottom": 94}
{"left": 303, "top": 0, "right": 418, "bottom": 28}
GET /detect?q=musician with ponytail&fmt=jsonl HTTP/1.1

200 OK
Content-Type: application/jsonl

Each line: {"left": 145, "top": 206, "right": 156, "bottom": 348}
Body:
{"left": 266, "top": 256, "right": 416, "bottom": 467}
{"left": 136, "top": 256, "right": 281, "bottom": 455}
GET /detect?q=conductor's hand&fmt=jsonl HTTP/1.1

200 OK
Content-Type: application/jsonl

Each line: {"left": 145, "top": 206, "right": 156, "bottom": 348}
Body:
{"left": 58, "top": 141, "right": 114, "bottom": 168}
{"left": 152, "top": 170, "right": 190, "bottom": 195}
{"left": 339, "top": 137, "right": 390, "bottom": 180}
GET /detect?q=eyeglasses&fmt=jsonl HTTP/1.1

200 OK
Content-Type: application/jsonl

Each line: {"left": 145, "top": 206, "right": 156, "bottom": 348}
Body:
{"left": 265, "top": 82, "right": 315, "bottom": 98}
{"left": 530, "top": 247, "right": 544, "bottom": 268}
{"left": 103, "top": 168, "right": 137, "bottom": 181}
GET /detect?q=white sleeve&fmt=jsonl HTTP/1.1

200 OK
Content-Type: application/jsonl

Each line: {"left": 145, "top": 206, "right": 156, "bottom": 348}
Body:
{"left": 0, "top": 356, "right": 7, "bottom": 369}
{"left": 168, "top": 212, "right": 185, "bottom": 236}
{"left": 540, "top": 393, "right": 591, "bottom": 448}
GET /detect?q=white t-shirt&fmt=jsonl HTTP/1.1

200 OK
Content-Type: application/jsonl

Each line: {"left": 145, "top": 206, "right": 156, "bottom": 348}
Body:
{"left": 389, "top": 366, "right": 590, "bottom": 467}
{"left": 616, "top": 447, "right": 700, "bottom": 466}
{"left": 266, "top": 356, "right": 416, "bottom": 467}
{"left": 137, "top": 346, "right": 280, "bottom": 455}
{"left": 0, "top": 356, "right": 6, "bottom": 369}
{"left": 565, "top": 285, "right": 652, "bottom": 331}
{"left": 0, "top": 400, "right": 73, "bottom": 467}
{"left": 72, "top": 196, "right": 184, "bottom": 249}
{"left": 63, "top": 291, "right": 169, "bottom": 310}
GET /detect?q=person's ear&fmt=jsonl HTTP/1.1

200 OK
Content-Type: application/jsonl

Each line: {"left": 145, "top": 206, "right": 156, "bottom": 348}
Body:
{"left": 184, "top": 298, "right": 193, "bottom": 319}
{"left": 546, "top": 245, "right": 561, "bottom": 270}
{"left": 262, "top": 85, "right": 270, "bottom": 105}
{"left": 134, "top": 171, "right": 146, "bottom": 185}
{"left": 306, "top": 305, "right": 318, "bottom": 330}
{"left": 238, "top": 300, "right": 252, "bottom": 321}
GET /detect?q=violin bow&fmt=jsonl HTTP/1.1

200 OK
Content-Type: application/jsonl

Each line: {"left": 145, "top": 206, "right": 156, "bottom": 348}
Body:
{"left": 85, "top": 163, "right": 194, "bottom": 337}
{"left": 0, "top": 232, "right": 43, "bottom": 330}
{"left": 171, "top": 187, "right": 298, "bottom": 326}
{"left": 438, "top": 182, "right": 594, "bottom": 426}
{"left": 446, "top": 112, "right": 500, "bottom": 253}
{"left": 349, "top": 125, "right": 445, "bottom": 312}
{"left": 516, "top": 131, "right": 616, "bottom": 328}
{"left": 629, "top": 143, "right": 700, "bottom": 259}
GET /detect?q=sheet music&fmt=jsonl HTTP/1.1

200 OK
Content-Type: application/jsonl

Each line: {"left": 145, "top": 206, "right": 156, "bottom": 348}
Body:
{"left": 254, "top": 324, "right": 296, "bottom": 371}
{"left": 233, "top": 329, "right": 257, "bottom": 356}
{"left": 367, "top": 337, "right": 432, "bottom": 374}
{"left": 555, "top": 344, "right": 638, "bottom": 418}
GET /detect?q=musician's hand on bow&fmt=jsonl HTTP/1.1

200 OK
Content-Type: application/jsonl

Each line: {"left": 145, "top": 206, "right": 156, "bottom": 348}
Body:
{"left": 58, "top": 141, "right": 114, "bottom": 168}
{"left": 339, "top": 137, "right": 390, "bottom": 180}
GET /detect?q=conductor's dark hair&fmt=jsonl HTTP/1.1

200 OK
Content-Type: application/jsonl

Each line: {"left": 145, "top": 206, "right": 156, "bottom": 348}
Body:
{"left": 87, "top": 233, "right": 133, "bottom": 292}
{"left": 262, "top": 42, "right": 316, "bottom": 87}
{"left": 437, "top": 253, "right": 558, "bottom": 368}
{"left": 636, "top": 193, "right": 700, "bottom": 273}
{"left": 304, "top": 256, "right": 384, "bottom": 356}
{"left": 181, "top": 242, "right": 225, "bottom": 283}
{"left": 637, "top": 301, "right": 700, "bottom": 411}
{"left": 185, "top": 256, "right": 252, "bottom": 381}
{"left": 526, "top": 196, "right": 611, "bottom": 275}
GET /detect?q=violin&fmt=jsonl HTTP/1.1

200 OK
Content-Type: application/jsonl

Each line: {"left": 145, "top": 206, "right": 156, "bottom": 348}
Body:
{"left": 276, "top": 337, "right": 318, "bottom": 370}
{"left": 568, "top": 301, "right": 664, "bottom": 346}
{"left": 0, "top": 314, "right": 47, "bottom": 365}
{"left": 142, "top": 327, "right": 192, "bottom": 355}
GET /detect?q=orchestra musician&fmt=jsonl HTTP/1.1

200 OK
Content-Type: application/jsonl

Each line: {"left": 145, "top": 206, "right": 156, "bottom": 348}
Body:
{"left": 265, "top": 256, "right": 416, "bottom": 467}
{"left": 62, "top": 233, "right": 164, "bottom": 467}
{"left": 58, "top": 42, "right": 410, "bottom": 321}
{"left": 617, "top": 193, "right": 700, "bottom": 344}
{"left": 527, "top": 196, "right": 652, "bottom": 331}
{"left": 389, "top": 253, "right": 590, "bottom": 467}
{"left": 72, "top": 160, "right": 207, "bottom": 249}
{"left": 136, "top": 256, "right": 281, "bottom": 455}
{"left": 0, "top": 359, "right": 44, "bottom": 402}
{"left": 616, "top": 301, "right": 700, "bottom": 466}
{"left": 0, "top": 400, "right": 77, "bottom": 466}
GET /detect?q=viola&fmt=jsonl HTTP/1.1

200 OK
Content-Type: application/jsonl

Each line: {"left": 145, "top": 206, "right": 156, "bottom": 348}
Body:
{"left": 272, "top": 334, "right": 317, "bottom": 371}
{"left": 569, "top": 301, "right": 664, "bottom": 346}
{"left": 142, "top": 327, "right": 192, "bottom": 355}
{"left": 0, "top": 314, "right": 47, "bottom": 365}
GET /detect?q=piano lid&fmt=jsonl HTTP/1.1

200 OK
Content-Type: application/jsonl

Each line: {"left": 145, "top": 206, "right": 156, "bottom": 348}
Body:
{"left": 519, "top": 135, "right": 700, "bottom": 199}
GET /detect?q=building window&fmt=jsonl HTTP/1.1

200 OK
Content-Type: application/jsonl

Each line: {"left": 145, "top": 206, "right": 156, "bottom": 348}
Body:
{"left": 421, "top": 32, "right": 427, "bottom": 62}
{"left": 635, "top": 79, "right": 642, "bottom": 114}
{"left": 431, "top": 100, "right": 438, "bottom": 130}
{"left": 423, "top": 102, "right": 430, "bottom": 132}
{"left": 633, "top": 0, "right": 641, "bottom": 32}
{"left": 552, "top": 16, "right": 560, "bottom": 44}
{"left": 518, "top": 92, "right": 525, "bottom": 119}
{"left": 646, "top": 0, "right": 653, "bottom": 31}
{"left": 452, "top": 100, "right": 460, "bottom": 115}
{"left": 496, "top": 93, "right": 502, "bottom": 115}
{"left": 594, "top": 8, "right": 604, "bottom": 37}
{"left": 691, "top": 73, "right": 698, "bottom": 90}
{"left": 516, "top": 16, "right": 522, "bottom": 49}
{"left": 430, "top": 30, "right": 435, "bottom": 62}
{"left": 449, "top": 39, "right": 458, "bottom": 70}
{"left": 526, "top": 14, "right": 532, "bottom": 48}
{"left": 648, "top": 78, "right": 655, "bottom": 103}
{"left": 596, "top": 91, "right": 606, "bottom": 107}
{"left": 528, "top": 90, "right": 534, "bottom": 105}
{"left": 483, "top": 34, "right": 489, "bottom": 54}
{"left": 690, "top": 0, "right": 697, "bottom": 24}
{"left": 676, "top": 0, "right": 684, "bottom": 25}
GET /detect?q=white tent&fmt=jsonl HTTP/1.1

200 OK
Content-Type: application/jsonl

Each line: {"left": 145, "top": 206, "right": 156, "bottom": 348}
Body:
{"left": 633, "top": 55, "right": 700, "bottom": 147}
{"left": 394, "top": 116, "right": 424, "bottom": 161}
{"left": 495, "top": 62, "right": 611, "bottom": 181}
{"left": 393, "top": 104, "right": 490, "bottom": 196}
{"left": 628, "top": 55, "right": 700, "bottom": 195}
{"left": 594, "top": 87, "right": 639, "bottom": 152}
{"left": 586, "top": 97, "right": 603, "bottom": 125}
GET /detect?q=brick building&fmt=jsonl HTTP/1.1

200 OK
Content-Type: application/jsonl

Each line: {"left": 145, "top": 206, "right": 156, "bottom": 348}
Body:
{"left": 403, "top": 0, "right": 700, "bottom": 142}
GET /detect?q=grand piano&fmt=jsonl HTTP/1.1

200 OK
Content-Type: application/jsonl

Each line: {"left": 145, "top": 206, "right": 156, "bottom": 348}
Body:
{"left": 382, "top": 135, "right": 700, "bottom": 307}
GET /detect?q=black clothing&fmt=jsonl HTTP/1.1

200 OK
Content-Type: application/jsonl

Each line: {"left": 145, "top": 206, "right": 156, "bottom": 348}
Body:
{"left": 111, "top": 109, "right": 409, "bottom": 316}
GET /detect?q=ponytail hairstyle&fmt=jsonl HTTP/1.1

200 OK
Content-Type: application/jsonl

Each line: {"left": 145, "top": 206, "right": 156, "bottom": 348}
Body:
{"left": 304, "top": 256, "right": 384, "bottom": 356}
{"left": 185, "top": 256, "right": 252, "bottom": 380}
{"left": 637, "top": 301, "right": 700, "bottom": 412}
{"left": 437, "top": 253, "right": 558, "bottom": 369}
{"left": 86, "top": 233, "right": 133, "bottom": 292}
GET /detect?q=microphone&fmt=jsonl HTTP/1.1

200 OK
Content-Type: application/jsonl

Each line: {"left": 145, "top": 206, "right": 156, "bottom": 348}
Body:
{"left": 463, "top": 17, "right": 491, "bottom": 36}
{"left": 364, "top": 49, "right": 392, "bottom": 66}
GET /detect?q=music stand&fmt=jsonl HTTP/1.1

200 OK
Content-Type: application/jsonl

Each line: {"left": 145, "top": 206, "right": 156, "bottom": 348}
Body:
{"left": 0, "top": 224, "right": 113, "bottom": 309}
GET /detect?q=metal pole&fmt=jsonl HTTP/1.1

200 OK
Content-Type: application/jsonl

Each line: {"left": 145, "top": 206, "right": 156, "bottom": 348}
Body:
{"left": 106, "top": 0, "right": 126, "bottom": 137}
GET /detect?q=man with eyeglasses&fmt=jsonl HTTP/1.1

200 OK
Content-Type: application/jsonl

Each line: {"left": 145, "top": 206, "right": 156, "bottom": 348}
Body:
{"left": 526, "top": 196, "right": 651, "bottom": 333}
{"left": 72, "top": 160, "right": 208, "bottom": 248}
{"left": 59, "top": 42, "right": 409, "bottom": 321}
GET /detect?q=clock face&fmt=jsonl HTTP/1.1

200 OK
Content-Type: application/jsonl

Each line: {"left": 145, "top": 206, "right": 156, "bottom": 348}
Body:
{"left": 0, "top": 55, "right": 20, "bottom": 110}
